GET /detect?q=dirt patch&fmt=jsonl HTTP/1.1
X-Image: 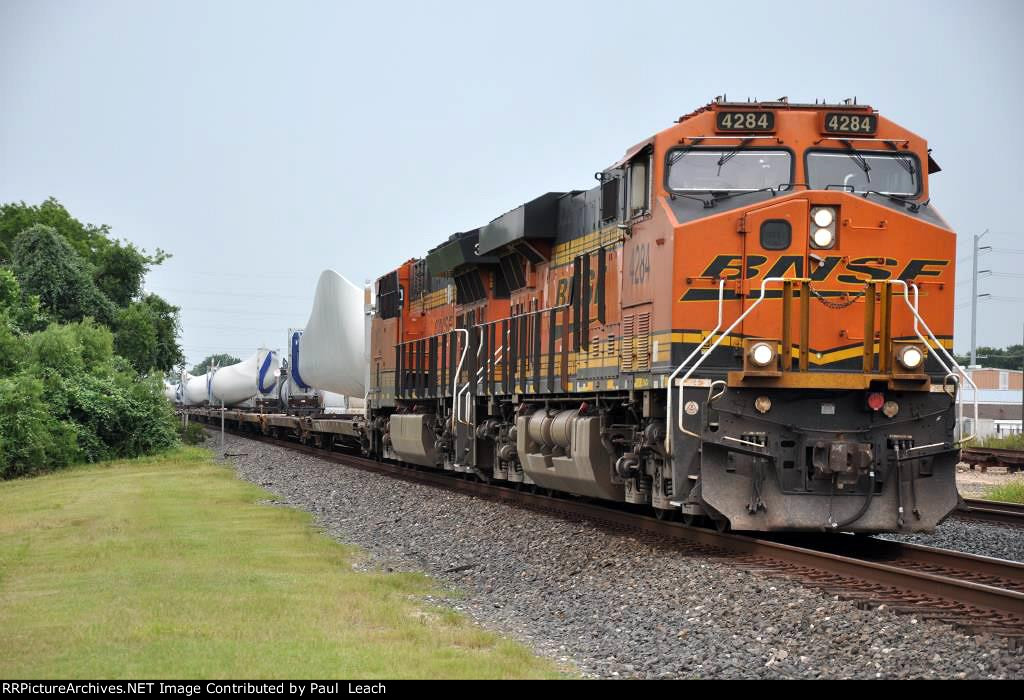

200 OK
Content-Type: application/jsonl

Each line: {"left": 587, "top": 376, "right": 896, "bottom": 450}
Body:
{"left": 956, "top": 463, "right": 1024, "bottom": 498}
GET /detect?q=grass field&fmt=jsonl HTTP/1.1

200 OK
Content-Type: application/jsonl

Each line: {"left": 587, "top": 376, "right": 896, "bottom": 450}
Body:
{"left": 971, "top": 434, "right": 1024, "bottom": 450}
{"left": 984, "top": 481, "right": 1024, "bottom": 504}
{"left": 0, "top": 448, "right": 563, "bottom": 679}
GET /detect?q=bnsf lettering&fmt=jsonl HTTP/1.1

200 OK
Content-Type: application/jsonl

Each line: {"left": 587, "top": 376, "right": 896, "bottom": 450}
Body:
{"left": 760, "top": 255, "right": 845, "bottom": 281}
{"left": 700, "top": 254, "right": 768, "bottom": 280}
{"left": 836, "top": 257, "right": 898, "bottom": 285}
{"left": 555, "top": 277, "right": 570, "bottom": 306}
{"left": 898, "top": 259, "right": 948, "bottom": 281}
{"left": 684, "top": 255, "right": 949, "bottom": 300}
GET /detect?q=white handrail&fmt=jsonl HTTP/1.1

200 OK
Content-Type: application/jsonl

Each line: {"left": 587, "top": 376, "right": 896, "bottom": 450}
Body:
{"left": 450, "top": 328, "right": 469, "bottom": 431}
{"left": 894, "top": 281, "right": 979, "bottom": 444}
{"left": 663, "top": 277, "right": 977, "bottom": 452}
{"left": 664, "top": 279, "right": 725, "bottom": 453}
{"left": 676, "top": 277, "right": 789, "bottom": 438}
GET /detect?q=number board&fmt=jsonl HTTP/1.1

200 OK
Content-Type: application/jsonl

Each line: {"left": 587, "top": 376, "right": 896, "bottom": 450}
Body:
{"left": 822, "top": 112, "right": 878, "bottom": 135}
{"left": 715, "top": 111, "right": 775, "bottom": 133}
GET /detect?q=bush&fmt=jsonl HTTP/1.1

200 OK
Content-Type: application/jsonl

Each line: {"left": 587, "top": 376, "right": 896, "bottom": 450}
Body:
{"left": 0, "top": 374, "right": 80, "bottom": 478}
{"left": 0, "top": 202, "right": 183, "bottom": 479}
{"left": 179, "top": 422, "right": 207, "bottom": 446}
{"left": 974, "top": 434, "right": 1024, "bottom": 450}
{"left": 0, "top": 321, "right": 179, "bottom": 476}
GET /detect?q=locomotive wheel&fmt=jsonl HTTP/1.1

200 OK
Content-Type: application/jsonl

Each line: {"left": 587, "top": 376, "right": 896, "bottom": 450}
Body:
{"left": 654, "top": 508, "right": 676, "bottom": 522}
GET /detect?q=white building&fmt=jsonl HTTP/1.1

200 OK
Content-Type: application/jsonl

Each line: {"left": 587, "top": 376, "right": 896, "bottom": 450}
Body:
{"left": 960, "top": 368, "right": 1022, "bottom": 440}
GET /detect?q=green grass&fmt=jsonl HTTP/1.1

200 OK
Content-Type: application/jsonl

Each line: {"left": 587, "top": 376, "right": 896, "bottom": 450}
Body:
{"left": 971, "top": 434, "right": 1024, "bottom": 449}
{"left": 0, "top": 448, "right": 565, "bottom": 679}
{"left": 983, "top": 481, "right": 1024, "bottom": 504}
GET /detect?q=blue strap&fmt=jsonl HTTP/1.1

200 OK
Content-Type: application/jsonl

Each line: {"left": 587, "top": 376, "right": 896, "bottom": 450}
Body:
{"left": 258, "top": 352, "right": 277, "bottom": 394}
{"left": 291, "top": 331, "right": 310, "bottom": 390}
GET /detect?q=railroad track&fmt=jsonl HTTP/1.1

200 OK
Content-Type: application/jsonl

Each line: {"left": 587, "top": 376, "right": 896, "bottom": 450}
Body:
{"left": 202, "top": 420, "right": 1024, "bottom": 647}
{"left": 958, "top": 498, "right": 1024, "bottom": 528}
{"left": 961, "top": 447, "right": 1024, "bottom": 474}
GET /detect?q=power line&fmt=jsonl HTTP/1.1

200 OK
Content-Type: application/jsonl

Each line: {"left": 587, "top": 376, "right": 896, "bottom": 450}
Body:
{"left": 178, "top": 308, "right": 303, "bottom": 318}
{"left": 155, "top": 287, "right": 312, "bottom": 301}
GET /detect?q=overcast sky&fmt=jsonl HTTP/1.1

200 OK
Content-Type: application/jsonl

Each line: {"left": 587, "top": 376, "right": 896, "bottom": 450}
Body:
{"left": 1, "top": 0, "right": 1022, "bottom": 367}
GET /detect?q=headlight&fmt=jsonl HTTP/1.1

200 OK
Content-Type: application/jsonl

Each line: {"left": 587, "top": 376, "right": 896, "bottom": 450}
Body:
{"left": 896, "top": 345, "right": 924, "bottom": 370}
{"left": 882, "top": 400, "right": 900, "bottom": 418}
{"left": 749, "top": 342, "right": 776, "bottom": 367}
{"left": 810, "top": 207, "right": 837, "bottom": 249}
{"left": 813, "top": 228, "right": 834, "bottom": 247}
{"left": 754, "top": 396, "right": 772, "bottom": 414}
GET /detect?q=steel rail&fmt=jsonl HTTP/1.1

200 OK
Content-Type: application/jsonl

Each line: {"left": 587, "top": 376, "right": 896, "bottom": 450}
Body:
{"left": 958, "top": 498, "right": 1024, "bottom": 527}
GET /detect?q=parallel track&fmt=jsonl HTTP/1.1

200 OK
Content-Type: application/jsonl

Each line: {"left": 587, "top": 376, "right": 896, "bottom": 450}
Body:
{"left": 961, "top": 447, "right": 1024, "bottom": 474}
{"left": 202, "top": 419, "right": 1024, "bottom": 647}
{"left": 958, "top": 498, "right": 1024, "bottom": 528}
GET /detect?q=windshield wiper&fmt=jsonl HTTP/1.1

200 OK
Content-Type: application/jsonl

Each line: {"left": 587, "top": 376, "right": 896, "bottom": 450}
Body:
{"left": 716, "top": 138, "right": 753, "bottom": 176}
{"left": 708, "top": 186, "right": 778, "bottom": 206}
{"left": 840, "top": 139, "right": 871, "bottom": 183}
{"left": 883, "top": 140, "right": 917, "bottom": 177}
{"left": 670, "top": 186, "right": 778, "bottom": 209}
{"left": 668, "top": 138, "right": 705, "bottom": 166}
{"left": 861, "top": 190, "right": 930, "bottom": 213}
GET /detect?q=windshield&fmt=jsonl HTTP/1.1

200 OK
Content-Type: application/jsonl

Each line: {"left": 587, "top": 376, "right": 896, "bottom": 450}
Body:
{"left": 666, "top": 149, "right": 792, "bottom": 192}
{"left": 806, "top": 151, "right": 919, "bottom": 196}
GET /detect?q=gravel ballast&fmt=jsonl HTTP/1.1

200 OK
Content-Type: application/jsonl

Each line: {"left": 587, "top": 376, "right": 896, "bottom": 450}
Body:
{"left": 879, "top": 519, "right": 1024, "bottom": 563}
{"left": 212, "top": 432, "right": 1023, "bottom": 679}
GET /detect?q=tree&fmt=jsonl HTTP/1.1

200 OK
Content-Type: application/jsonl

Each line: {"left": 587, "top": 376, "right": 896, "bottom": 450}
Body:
{"left": 94, "top": 240, "right": 170, "bottom": 308}
{"left": 955, "top": 345, "right": 1024, "bottom": 370}
{"left": 0, "top": 267, "right": 47, "bottom": 333}
{"left": 114, "top": 294, "right": 183, "bottom": 375}
{"left": 12, "top": 225, "right": 115, "bottom": 325}
{"left": 0, "top": 198, "right": 110, "bottom": 265}
{"left": 114, "top": 303, "right": 158, "bottom": 375}
{"left": 0, "top": 200, "right": 182, "bottom": 478}
{"left": 0, "top": 198, "right": 169, "bottom": 311}
{"left": 190, "top": 353, "right": 241, "bottom": 376}
{"left": 141, "top": 293, "right": 183, "bottom": 372}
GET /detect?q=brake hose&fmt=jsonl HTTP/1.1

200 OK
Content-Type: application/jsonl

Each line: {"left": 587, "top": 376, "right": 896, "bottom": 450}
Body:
{"left": 828, "top": 469, "right": 877, "bottom": 530}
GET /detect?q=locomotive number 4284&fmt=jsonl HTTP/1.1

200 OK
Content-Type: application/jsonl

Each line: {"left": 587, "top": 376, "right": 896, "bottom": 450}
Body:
{"left": 823, "top": 112, "right": 878, "bottom": 135}
{"left": 715, "top": 111, "right": 774, "bottom": 132}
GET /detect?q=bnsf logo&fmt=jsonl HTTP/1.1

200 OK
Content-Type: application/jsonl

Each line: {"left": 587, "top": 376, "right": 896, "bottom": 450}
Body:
{"left": 681, "top": 255, "right": 949, "bottom": 301}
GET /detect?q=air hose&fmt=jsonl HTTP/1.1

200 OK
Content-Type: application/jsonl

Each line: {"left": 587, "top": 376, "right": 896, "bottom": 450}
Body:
{"left": 827, "top": 470, "right": 877, "bottom": 530}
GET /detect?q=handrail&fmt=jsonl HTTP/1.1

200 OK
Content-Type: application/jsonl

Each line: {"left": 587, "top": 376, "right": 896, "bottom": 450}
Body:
{"left": 665, "top": 279, "right": 725, "bottom": 453}
{"left": 475, "top": 302, "right": 571, "bottom": 328}
{"left": 456, "top": 327, "right": 486, "bottom": 426}
{"left": 893, "top": 281, "right": 979, "bottom": 445}
{"left": 449, "top": 328, "right": 469, "bottom": 431}
{"left": 676, "top": 277, "right": 791, "bottom": 440}
{"left": 663, "top": 277, "right": 976, "bottom": 453}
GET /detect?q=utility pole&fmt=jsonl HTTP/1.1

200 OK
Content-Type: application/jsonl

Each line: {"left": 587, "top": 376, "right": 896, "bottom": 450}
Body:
{"left": 970, "top": 229, "right": 991, "bottom": 367}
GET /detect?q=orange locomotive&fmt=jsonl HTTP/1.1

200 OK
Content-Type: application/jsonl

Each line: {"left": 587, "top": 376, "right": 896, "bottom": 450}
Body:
{"left": 367, "top": 99, "right": 967, "bottom": 533}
